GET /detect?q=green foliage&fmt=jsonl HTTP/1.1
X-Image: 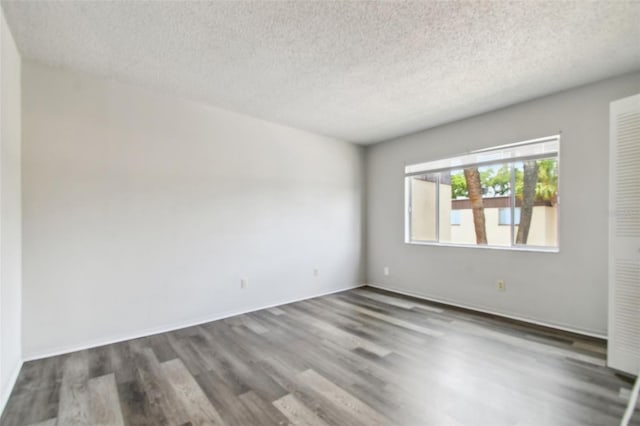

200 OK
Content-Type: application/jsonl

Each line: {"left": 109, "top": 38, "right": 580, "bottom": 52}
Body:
{"left": 481, "top": 164, "right": 511, "bottom": 196}
{"left": 534, "top": 159, "right": 558, "bottom": 202}
{"left": 515, "top": 159, "right": 558, "bottom": 202}
{"left": 450, "top": 173, "right": 468, "bottom": 199}
{"left": 450, "top": 159, "right": 557, "bottom": 202}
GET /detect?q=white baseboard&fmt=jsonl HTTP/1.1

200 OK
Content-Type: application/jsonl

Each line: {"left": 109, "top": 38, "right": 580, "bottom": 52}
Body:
{"left": 365, "top": 283, "right": 607, "bottom": 340}
{"left": 23, "top": 283, "right": 366, "bottom": 362}
{"left": 0, "top": 359, "right": 23, "bottom": 418}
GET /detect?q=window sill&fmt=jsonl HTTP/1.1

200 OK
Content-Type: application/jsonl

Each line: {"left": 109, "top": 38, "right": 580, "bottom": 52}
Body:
{"left": 405, "top": 240, "right": 559, "bottom": 253}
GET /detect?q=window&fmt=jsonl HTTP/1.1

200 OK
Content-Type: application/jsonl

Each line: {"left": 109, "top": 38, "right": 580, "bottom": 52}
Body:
{"left": 450, "top": 210, "right": 461, "bottom": 226}
{"left": 405, "top": 135, "right": 559, "bottom": 251}
{"left": 499, "top": 207, "right": 521, "bottom": 225}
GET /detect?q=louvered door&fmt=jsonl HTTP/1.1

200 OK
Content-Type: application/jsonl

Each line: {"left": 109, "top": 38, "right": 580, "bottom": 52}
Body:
{"left": 609, "top": 94, "right": 640, "bottom": 375}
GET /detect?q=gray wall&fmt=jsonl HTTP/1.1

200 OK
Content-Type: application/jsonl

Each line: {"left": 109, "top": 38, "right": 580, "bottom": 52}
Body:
{"left": 15, "top": 51, "right": 640, "bottom": 359}
{"left": 366, "top": 72, "right": 640, "bottom": 336}
{"left": 22, "top": 62, "right": 365, "bottom": 359}
{"left": 0, "top": 7, "right": 22, "bottom": 412}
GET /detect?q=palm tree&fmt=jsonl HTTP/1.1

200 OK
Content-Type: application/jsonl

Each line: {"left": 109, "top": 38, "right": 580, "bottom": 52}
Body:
{"left": 463, "top": 167, "right": 487, "bottom": 244}
{"left": 514, "top": 158, "right": 558, "bottom": 244}
{"left": 516, "top": 160, "right": 538, "bottom": 244}
{"left": 515, "top": 159, "right": 558, "bottom": 203}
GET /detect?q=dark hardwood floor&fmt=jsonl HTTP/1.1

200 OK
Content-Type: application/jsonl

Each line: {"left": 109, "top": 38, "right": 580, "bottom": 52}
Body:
{"left": 2, "top": 286, "right": 638, "bottom": 426}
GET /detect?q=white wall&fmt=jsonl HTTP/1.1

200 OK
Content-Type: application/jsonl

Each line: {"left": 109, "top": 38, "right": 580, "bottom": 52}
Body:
{"left": 367, "top": 72, "right": 640, "bottom": 336}
{"left": 22, "top": 62, "right": 365, "bottom": 359}
{"left": 0, "top": 7, "right": 22, "bottom": 413}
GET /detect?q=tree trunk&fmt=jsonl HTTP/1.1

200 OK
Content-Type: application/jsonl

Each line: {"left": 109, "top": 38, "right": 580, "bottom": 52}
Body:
{"left": 464, "top": 167, "right": 487, "bottom": 244}
{"left": 516, "top": 160, "right": 538, "bottom": 244}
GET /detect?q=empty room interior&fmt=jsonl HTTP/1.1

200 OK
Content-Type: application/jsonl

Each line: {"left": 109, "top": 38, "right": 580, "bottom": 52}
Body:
{"left": 1, "top": 1, "right": 640, "bottom": 425}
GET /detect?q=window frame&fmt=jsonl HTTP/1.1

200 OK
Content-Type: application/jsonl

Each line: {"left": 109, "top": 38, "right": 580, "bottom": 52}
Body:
{"left": 404, "top": 135, "right": 560, "bottom": 253}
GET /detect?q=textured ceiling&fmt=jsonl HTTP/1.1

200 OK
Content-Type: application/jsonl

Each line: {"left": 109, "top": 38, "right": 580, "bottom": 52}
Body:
{"left": 2, "top": 1, "right": 640, "bottom": 144}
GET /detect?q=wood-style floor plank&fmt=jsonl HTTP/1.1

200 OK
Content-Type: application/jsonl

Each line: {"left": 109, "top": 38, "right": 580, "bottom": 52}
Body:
{"left": 2, "top": 286, "right": 639, "bottom": 426}
{"left": 194, "top": 371, "right": 263, "bottom": 426}
{"left": 57, "top": 352, "right": 91, "bottom": 426}
{"left": 130, "top": 345, "right": 187, "bottom": 425}
{"left": 25, "top": 419, "right": 56, "bottom": 426}
{"left": 297, "top": 369, "right": 391, "bottom": 426}
{"left": 160, "top": 359, "right": 225, "bottom": 426}
{"left": 273, "top": 393, "right": 329, "bottom": 426}
{"left": 238, "top": 390, "right": 292, "bottom": 426}
{"left": 88, "top": 374, "right": 125, "bottom": 426}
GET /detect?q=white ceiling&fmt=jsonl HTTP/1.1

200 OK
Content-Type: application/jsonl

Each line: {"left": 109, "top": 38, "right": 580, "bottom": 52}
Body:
{"left": 2, "top": 1, "right": 639, "bottom": 144}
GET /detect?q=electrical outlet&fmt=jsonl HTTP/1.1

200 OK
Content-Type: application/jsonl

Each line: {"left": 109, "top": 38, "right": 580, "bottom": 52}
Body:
{"left": 496, "top": 280, "right": 506, "bottom": 292}
{"left": 241, "top": 278, "right": 248, "bottom": 289}
{"left": 384, "top": 267, "right": 390, "bottom": 276}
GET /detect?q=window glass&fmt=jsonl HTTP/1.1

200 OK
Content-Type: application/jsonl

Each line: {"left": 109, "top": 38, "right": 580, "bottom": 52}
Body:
{"left": 499, "top": 208, "right": 521, "bottom": 225}
{"left": 405, "top": 136, "right": 559, "bottom": 251}
{"left": 439, "top": 165, "right": 512, "bottom": 246}
{"left": 512, "top": 158, "right": 558, "bottom": 248}
{"left": 408, "top": 173, "right": 438, "bottom": 242}
{"left": 450, "top": 210, "right": 461, "bottom": 226}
